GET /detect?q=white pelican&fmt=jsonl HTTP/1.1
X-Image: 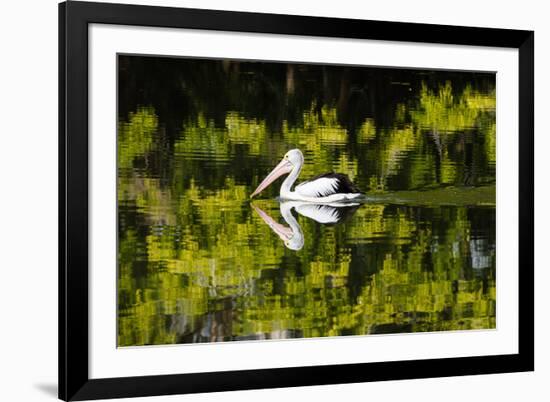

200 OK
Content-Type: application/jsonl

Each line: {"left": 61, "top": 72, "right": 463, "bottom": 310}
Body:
{"left": 250, "top": 149, "right": 364, "bottom": 202}
{"left": 252, "top": 201, "right": 360, "bottom": 250}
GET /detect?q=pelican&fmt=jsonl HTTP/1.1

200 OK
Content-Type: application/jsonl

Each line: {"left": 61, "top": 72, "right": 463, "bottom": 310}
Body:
{"left": 252, "top": 201, "right": 360, "bottom": 250}
{"left": 250, "top": 149, "right": 363, "bottom": 202}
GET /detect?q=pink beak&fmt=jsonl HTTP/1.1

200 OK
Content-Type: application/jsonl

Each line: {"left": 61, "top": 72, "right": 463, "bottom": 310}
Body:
{"left": 250, "top": 158, "right": 293, "bottom": 198}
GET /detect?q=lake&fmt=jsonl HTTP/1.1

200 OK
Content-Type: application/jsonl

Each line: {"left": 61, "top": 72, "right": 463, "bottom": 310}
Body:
{"left": 117, "top": 55, "right": 496, "bottom": 346}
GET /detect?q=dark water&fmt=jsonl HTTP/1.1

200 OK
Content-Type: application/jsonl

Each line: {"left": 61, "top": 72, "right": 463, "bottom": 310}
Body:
{"left": 117, "top": 55, "right": 496, "bottom": 346}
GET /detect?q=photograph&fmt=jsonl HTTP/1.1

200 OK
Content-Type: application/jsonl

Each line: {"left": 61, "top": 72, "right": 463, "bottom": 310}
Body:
{"left": 117, "top": 55, "right": 497, "bottom": 347}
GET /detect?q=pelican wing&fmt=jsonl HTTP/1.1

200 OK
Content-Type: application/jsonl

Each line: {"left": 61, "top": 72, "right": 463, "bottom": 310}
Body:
{"left": 295, "top": 177, "right": 339, "bottom": 197}
{"left": 295, "top": 173, "right": 362, "bottom": 197}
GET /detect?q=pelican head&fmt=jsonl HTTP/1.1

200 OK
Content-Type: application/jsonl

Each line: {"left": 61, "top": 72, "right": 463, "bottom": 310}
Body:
{"left": 250, "top": 149, "right": 303, "bottom": 198}
{"left": 251, "top": 203, "right": 304, "bottom": 250}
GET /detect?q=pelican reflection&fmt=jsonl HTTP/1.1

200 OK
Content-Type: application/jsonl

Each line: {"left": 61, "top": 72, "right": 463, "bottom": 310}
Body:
{"left": 252, "top": 201, "right": 359, "bottom": 250}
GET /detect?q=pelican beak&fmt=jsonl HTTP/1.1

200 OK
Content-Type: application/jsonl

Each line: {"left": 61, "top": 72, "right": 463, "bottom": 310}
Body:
{"left": 250, "top": 158, "right": 293, "bottom": 198}
{"left": 251, "top": 204, "right": 294, "bottom": 241}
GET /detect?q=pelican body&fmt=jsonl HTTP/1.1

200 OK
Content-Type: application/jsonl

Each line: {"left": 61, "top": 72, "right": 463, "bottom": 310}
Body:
{"left": 250, "top": 149, "right": 363, "bottom": 202}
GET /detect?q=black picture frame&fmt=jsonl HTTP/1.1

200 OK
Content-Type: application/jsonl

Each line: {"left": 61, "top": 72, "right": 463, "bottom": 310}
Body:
{"left": 59, "top": 1, "right": 534, "bottom": 400}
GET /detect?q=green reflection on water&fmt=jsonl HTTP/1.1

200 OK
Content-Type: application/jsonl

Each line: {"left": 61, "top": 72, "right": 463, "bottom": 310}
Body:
{"left": 117, "top": 56, "right": 496, "bottom": 346}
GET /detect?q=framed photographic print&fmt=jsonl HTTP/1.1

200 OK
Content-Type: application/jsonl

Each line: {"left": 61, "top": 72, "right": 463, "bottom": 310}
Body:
{"left": 59, "top": 1, "right": 534, "bottom": 400}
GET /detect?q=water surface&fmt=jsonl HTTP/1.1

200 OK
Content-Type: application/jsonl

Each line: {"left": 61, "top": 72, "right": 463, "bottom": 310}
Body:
{"left": 117, "top": 56, "right": 496, "bottom": 346}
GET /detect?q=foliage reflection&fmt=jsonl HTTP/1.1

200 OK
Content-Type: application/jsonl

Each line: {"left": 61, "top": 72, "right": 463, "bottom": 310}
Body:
{"left": 117, "top": 56, "right": 496, "bottom": 346}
